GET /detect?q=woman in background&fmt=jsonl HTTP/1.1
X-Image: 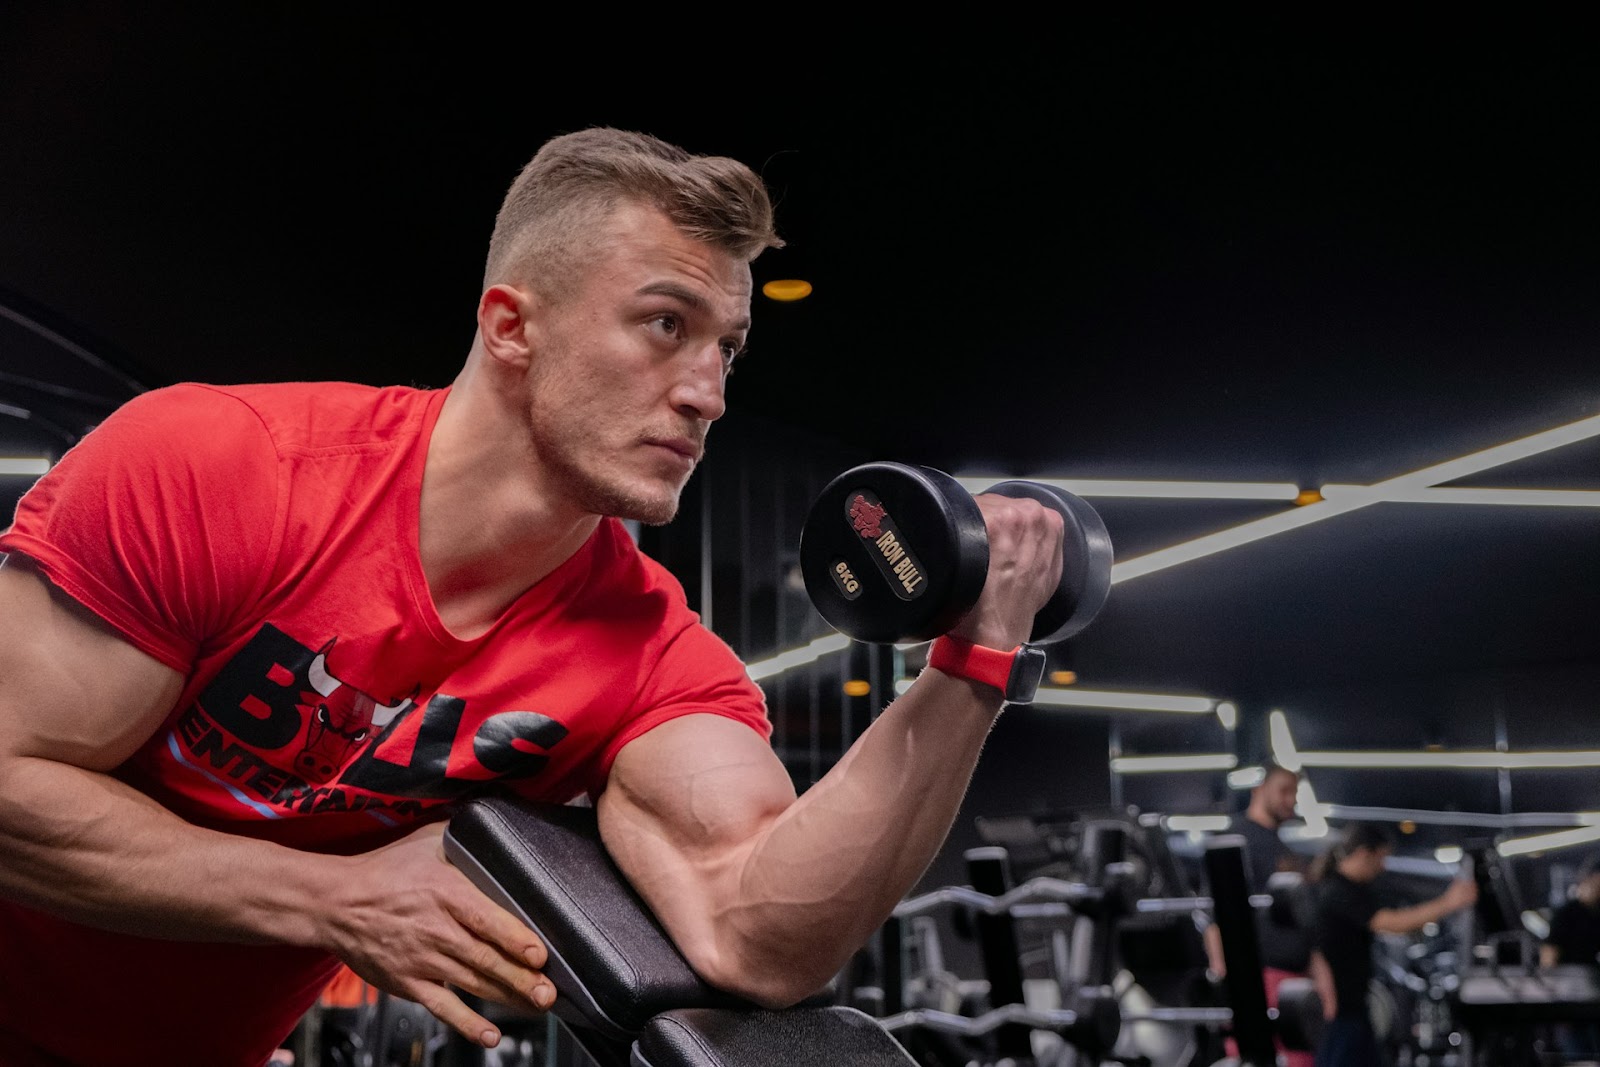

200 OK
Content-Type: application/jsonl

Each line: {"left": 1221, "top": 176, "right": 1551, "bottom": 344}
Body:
{"left": 1310, "top": 823, "right": 1478, "bottom": 1067}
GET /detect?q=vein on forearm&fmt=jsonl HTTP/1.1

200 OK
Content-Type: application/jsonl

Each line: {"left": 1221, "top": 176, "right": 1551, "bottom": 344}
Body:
{"left": 0, "top": 754, "right": 333, "bottom": 945}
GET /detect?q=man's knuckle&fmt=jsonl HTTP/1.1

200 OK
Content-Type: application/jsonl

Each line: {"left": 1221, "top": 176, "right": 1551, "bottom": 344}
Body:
{"left": 470, "top": 943, "right": 499, "bottom": 973}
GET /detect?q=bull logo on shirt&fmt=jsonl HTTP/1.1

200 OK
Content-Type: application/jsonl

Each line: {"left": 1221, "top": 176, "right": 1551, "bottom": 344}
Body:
{"left": 179, "top": 622, "right": 571, "bottom": 812}
{"left": 293, "top": 647, "right": 410, "bottom": 783}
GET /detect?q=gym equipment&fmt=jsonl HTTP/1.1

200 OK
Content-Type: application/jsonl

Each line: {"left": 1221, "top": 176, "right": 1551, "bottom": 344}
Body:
{"left": 1440, "top": 848, "right": 1600, "bottom": 1065}
{"left": 443, "top": 797, "right": 918, "bottom": 1067}
{"left": 877, "top": 827, "right": 1308, "bottom": 1067}
{"left": 799, "top": 462, "right": 1112, "bottom": 645}
{"left": 872, "top": 847, "right": 1125, "bottom": 1066}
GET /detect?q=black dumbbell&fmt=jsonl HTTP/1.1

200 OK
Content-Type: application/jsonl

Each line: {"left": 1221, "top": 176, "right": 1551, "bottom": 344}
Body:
{"left": 798, "top": 462, "right": 1113, "bottom": 645}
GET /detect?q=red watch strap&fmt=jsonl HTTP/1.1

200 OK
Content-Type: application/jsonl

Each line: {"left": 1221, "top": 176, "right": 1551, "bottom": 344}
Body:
{"left": 928, "top": 635, "right": 1018, "bottom": 693}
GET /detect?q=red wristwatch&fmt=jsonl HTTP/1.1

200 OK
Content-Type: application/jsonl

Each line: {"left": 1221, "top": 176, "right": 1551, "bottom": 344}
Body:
{"left": 928, "top": 635, "right": 1048, "bottom": 704}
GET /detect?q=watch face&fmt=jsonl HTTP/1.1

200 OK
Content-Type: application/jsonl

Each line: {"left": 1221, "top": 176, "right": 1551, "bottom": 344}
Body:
{"left": 1007, "top": 645, "right": 1049, "bottom": 704}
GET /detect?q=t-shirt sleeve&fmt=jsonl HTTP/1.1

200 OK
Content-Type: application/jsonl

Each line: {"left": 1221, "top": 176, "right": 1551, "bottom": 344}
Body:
{"left": 0, "top": 384, "right": 283, "bottom": 673}
{"left": 595, "top": 617, "right": 771, "bottom": 784}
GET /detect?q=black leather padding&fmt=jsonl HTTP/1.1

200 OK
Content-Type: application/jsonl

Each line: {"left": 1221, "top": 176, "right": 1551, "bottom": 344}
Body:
{"left": 630, "top": 1007, "right": 917, "bottom": 1067}
{"left": 444, "top": 797, "right": 745, "bottom": 1038}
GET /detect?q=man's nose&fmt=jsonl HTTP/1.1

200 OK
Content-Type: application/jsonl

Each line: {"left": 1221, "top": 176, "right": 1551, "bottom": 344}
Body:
{"left": 670, "top": 342, "right": 728, "bottom": 422}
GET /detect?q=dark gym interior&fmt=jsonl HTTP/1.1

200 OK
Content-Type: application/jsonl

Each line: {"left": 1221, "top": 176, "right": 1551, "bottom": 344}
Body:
{"left": 3, "top": 12, "right": 1599, "bottom": 1067}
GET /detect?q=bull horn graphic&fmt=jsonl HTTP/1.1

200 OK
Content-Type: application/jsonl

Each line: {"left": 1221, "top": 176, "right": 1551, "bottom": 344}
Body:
{"left": 370, "top": 696, "right": 409, "bottom": 729}
{"left": 307, "top": 651, "right": 339, "bottom": 698}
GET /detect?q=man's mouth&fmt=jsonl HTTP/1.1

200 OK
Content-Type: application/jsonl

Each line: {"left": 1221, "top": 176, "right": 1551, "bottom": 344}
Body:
{"left": 647, "top": 437, "right": 703, "bottom": 463}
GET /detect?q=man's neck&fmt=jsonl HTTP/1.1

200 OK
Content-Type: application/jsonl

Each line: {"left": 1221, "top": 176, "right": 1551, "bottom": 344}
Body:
{"left": 419, "top": 374, "right": 599, "bottom": 638}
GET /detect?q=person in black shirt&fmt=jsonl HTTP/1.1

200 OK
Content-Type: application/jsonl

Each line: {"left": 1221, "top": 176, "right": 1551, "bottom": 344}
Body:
{"left": 1543, "top": 853, "right": 1600, "bottom": 968}
{"left": 1312, "top": 823, "right": 1477, "bottom": 1067}
{"left": 1205, "top": 760, "right": 1314, "bottom": 1067}
{"left": 1540, "top": 852, "right": 1600, "bottom": 1058}
{"left": 1205, "top": 761, "right": 1305, "bottom": 971}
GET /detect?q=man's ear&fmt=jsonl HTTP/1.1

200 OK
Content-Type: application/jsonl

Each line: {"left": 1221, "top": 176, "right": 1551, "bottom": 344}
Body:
{"left": 478, "top": 283, "right": 539, "bottom": 371}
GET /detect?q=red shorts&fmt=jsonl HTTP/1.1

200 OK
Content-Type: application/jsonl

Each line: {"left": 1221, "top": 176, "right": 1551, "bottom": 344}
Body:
{"left": 1225, "top": 966, "right": 1315, "bottom": 1067}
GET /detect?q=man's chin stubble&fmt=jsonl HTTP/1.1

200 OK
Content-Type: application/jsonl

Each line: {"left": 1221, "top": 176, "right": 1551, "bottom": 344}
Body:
{"left": 578, "top": 480, "right": 680, "bottom": 526}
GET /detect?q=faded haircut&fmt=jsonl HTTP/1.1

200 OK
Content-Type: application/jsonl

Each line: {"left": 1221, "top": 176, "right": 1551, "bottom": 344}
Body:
{"left": 483, "top": 127, "right": 783, "bottom": 300}
{"left": 1259, "top": 758, "right": 1304, "bottom": 785}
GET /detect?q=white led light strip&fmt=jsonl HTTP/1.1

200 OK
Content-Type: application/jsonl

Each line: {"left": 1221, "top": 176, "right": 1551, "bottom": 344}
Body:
{"left": 1110, "top": 753, "right": 1238, "bottom": 774}
{"left": 955, "top": 477, "right": 1301, "bottom": 501}
{"left": 745, "top": 633, "right": 851, "bottom": 683}
{"left": 1034, "top": 688, "right": 1214, "bottom": 713}
{"left": 1323, "top": 806, "right": 1600, "bottom": 830}
{"left": 0, "top": 457, "right": 51, "bottom": 477}
{"left": 1268, "top": 710, "right": 1600, "bottom": 849}
{"left": 890, "top": 678, "right": 1219, "bottom": 714}
{"left": 1299, "top": 750, "right": 1600, "bottom": 770}
{"left": 1499, "top": 825, "right": 1600, "bottom": 858}
{"left": 748, "top": 409, "right": 1600, "bottom": 684}
{"left": 1269, "top": 710, "right": 1331, "bottom": 839}
{"left": 1322, "top": 486, "right": 1600, "bottom": 507}
{"left": 1112, "top": 410, "right": 1600, "bottom": 585}
{"left": 1165, "top": 815, "right": 1233, "bottom": 832}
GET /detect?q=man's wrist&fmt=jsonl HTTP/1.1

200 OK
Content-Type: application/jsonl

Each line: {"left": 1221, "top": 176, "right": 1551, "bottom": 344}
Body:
{"left": 927, "top": 635, "right": 1046, "bottom": 705}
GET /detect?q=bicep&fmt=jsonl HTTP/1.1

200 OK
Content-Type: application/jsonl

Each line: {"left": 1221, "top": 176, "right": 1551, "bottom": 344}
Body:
{"left": 600, "top": 713, "right": 795, "bottom": 878}
{"left": 597, "top": 714, "right": 795, "bottom": 944}
{"left": 0, "top": 555, "right": 184, "bottom": 771}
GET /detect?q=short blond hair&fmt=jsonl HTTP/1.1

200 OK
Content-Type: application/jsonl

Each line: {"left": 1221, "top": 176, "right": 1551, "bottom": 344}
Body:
{"left": 484, "top": 127, "right": 783, "bottom": 298}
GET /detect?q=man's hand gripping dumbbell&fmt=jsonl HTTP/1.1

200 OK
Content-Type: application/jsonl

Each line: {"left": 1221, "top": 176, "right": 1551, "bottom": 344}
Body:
{"left": 799, "top": 461, "right": 1112, "bottom": 703}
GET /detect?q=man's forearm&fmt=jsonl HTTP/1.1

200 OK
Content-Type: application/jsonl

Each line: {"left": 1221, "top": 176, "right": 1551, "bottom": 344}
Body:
{"left": 0, "top": 754, "right": 344, "bottom": 946}
{"left": 723, "top": 669, "right": 1003, "bottom": 999}
{"left": 1373, "top": 894, "right": 1457, "bottom": 935}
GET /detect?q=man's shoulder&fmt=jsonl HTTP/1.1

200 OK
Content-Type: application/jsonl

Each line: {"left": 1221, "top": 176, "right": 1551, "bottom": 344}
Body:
{"left": 1229, "top": 814, "right": 1283, "bottom": 845}
{"left": 183, "top": 381, "right": 440, "bottom": 452}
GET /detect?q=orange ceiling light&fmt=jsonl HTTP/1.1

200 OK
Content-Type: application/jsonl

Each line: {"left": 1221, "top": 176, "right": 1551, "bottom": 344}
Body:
{"left": 762, "top": 279, "right": 813, "bottom": 302}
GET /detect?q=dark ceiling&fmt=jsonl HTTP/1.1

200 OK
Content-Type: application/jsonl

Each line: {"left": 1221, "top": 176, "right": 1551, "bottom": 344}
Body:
{"left": 3, "top": 12, "right": 1598, "bottom": 840}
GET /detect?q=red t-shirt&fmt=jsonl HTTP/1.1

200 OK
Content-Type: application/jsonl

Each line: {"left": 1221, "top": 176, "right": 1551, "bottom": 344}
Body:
{"left": 0, "top": 382, "right": 769, "bottom": 1067}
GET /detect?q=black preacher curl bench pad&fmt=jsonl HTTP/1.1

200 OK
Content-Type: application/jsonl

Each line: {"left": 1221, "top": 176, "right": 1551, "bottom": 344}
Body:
{"left": 443, "top": 797, "right": 916, "bottom": 1067}
{"left": 632, "top": 1007, "right": 919, "bottom": 1067}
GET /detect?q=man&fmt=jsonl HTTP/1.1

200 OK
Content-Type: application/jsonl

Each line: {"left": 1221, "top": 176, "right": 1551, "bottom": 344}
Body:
{"left": 1540, "top": 853, "right": 1600, "bottom": 1057}
{"left": 1312, "top": 822, "right": 1477, "bottom": 1067}
{"left": 1225, "top": 759, "right": 1305, "bottom": 899}
{"left": 1205, "top": 759, "right": 1314, "bottom": 1067}
{"left": 0, "top": 128, "right": 1066, "bottom": 1065}
{"left": 1542, "top": 853, "right": 1600, "bottom": 969}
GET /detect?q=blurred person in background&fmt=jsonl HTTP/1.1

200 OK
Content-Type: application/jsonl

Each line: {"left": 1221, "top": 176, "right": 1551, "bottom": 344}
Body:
{"left": 1311, "top": 822, "right": 1477, "bottom": 1067}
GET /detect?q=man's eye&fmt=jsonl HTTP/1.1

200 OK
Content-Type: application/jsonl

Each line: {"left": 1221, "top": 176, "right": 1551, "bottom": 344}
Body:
{"left": 720, "top": 341, "right": 743, "bottom": 364}
{"left": 653, "top": 313, "right": 681, "bottom": 337}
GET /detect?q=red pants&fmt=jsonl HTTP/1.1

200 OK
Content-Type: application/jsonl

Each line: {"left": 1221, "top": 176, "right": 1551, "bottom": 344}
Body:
{"left": 1225, "top": 966, "right": 1316, "bottom": 1067}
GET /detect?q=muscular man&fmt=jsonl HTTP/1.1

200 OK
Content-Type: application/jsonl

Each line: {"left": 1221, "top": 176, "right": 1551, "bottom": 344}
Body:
{"left": 0, "top": 128, "right": 1065, "bottom": 1065}
{"left": 1312, "top": 822, "right": 1477, "bottom": 1067}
